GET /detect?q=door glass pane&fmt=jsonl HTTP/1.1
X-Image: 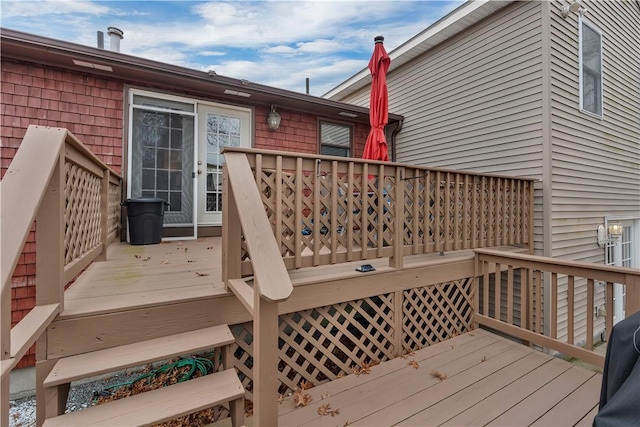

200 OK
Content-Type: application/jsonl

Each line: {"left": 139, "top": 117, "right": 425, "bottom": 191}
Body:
{"left": 205, "top": 113, "right": 240, "bottom": 212}
{"left": 131, "top": 105, "right": 194, "bottom": 225}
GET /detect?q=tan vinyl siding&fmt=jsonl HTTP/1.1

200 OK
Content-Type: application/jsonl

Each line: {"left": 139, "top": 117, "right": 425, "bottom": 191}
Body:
{"left": 549, "top": 0, "right": 640, "bottom": 343}
{"left": 340, "top": 2, "right": 546, "bottom": 255}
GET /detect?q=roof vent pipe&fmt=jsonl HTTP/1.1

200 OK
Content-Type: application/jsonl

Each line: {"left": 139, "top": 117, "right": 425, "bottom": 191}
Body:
{"left": 97, "top": 31, "right": 104, "bottom": 49}
{"left": 107, "top": 27, "right": 124, "bottom": 52}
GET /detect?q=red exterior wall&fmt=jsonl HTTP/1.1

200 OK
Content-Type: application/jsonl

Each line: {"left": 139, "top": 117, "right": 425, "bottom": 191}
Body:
{"left": 1, "top": 59, "right": 124, "bottom": 368}
{"left": 1, "top": 59, "right": 370, "bottom": 369}
{"left": 254, "top": 105, "right": 370, "bottom": 156}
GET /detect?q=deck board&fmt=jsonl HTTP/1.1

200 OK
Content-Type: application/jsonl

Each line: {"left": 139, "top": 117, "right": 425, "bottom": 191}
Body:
{"left": 277, "top": 331, "right": 601, "bottom": 427}
{"left": 62, "top": 238, "right": 226, "bottom": 318}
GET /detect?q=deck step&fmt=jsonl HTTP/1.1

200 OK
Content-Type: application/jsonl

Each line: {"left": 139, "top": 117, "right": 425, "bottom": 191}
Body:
{"left": 227, "top": 278, "right": 254, "bottom": 316}
{"left": 42, "top": 368, "right": 244, "bottom": 427}
{"left": 44, "top": 324, "right": 235, "bottom": 387}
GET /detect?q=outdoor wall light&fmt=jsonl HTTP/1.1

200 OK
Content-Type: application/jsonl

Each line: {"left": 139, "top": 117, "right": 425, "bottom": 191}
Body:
{"left": 597, "top": 223, "right": 624, "bottom": 247}
{"left": 561, "top": 1, "right": 587, "bottom": 18}
{"left": 267, "top": 104, "right": 281, "bottom": 131}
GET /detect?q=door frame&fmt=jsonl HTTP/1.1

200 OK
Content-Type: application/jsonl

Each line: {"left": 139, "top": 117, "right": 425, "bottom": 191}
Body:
{"left": 605, "top": 216, "right": 640, "bottom": 323}
{"left": 127, "top": 88, "right": 199, "bottom": 240}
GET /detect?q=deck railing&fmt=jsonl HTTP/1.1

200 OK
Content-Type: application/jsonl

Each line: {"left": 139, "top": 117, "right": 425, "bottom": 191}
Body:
{"left": 1, "top": 126, "right": 121, "bottom": 425}
{"left": 475, "top": 248, "right": 640, "bottom": 368}
{"left": 223, "top": 148, "right": 534, "bottom": 274}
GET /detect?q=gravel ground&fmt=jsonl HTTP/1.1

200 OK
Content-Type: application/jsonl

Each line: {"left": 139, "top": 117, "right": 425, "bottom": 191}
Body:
{"left": 9, "top": 370, "right": 143, "bottom": 427}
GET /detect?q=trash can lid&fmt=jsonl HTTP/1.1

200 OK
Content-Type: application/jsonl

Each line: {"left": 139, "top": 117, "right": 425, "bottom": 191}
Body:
{"left": 122, "top": 198, "right": 169, "bottom": 204}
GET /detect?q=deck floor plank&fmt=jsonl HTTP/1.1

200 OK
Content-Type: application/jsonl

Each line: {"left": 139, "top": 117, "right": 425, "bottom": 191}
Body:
{"left": 279, "top": 331, "right": 505, "bottom": 426}
{"left": 278, "top": 332, "right": 601, "bottom": 427}
{"left": 441, "top": 357, "right": 573, "bottom": 426}
{"left": 531, "top": 375, "right": 602, "bottom": 427}
{"left": 397, "top": 351, "right": 554, "bottom": 426}
{"left": 486, "top": 366, "right": 597, "bottom": 426}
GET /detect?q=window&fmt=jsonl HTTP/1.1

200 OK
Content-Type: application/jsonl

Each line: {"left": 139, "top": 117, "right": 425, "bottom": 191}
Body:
{"left": 579, "top": 18, "right": 603, "bottom": 117}
{"left": 319, "top": 121, "right": 352, "bottom": 157}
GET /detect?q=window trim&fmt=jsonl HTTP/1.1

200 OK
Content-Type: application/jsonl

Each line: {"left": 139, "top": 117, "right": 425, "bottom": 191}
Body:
{"left": 317, "top": 119, "right": 354, "bottom": 158}
{"left": 578, "top": 16, "right": 604, "bottom": 119}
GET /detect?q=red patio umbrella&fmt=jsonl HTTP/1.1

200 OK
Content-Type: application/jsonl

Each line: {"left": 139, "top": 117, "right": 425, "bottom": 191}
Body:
{"left": 362, "top": 35, "right": 391, "bottom": 162}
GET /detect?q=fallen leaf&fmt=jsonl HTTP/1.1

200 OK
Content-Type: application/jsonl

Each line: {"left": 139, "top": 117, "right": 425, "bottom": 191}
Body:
{"left": 401, "top": 349, "right": 416, "bottom": 359}
{"left": 408, "top": 360, "right": 420, "bottom": 369}
{"left": 207, "top": 246, "right": 213, "bottom": 250}
{"left": 481, "top": 356, "right": 487, "bottom": 362}
{"left": 278, "top": 394, "right": 285, "bottom": 404}
{"left": 142, "top": 257, "right": 151, "bottom": 261}
{"left": 184, "top": 247, "right": 188, "bottom": 253}
{"left": 343, "top": 421, "right": 352, "bottom": 426}
{"left": 469, "top": 333, "right": 475, "bottom": 336}
{"left": 195, "top": 272, "right": 209, "bottom": 276}
{"left": 430, "top": 370, "right": 447, "bottom": 381}
{"left": 187, "top": 260, "right": 194, "bottom": 263}
{"left": 317, "top": 404, "right": 339, "bottom": 417}
{"left": 293, "top": 387, "right": 313, "bottom": 407}
{"left": 134, "top": 255, "right": 141, "bottom": 259}
{"left": 353, "top": 360, "right": 378, "bottom": 376}
{"left": 336, "top": 372, "right": 345, "bottom": 379}
{"left": 299, "top": 380, "right": 314, "bottom": 390}
{"left": 161, "top": 260, "right": 169, "bottom": 264}
{"left": 321, "top": 391, "right": 330, "bottom": 400}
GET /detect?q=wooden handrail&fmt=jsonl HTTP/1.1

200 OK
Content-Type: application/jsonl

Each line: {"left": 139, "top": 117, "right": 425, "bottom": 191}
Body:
{"left": 225, "top": 147, "right": 538, "bottom": 182}
{"left": 224, "top": 152, "right": 293, "bottom": 302}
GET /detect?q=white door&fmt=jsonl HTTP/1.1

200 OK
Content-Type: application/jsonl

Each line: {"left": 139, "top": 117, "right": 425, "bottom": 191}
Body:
{"left": 129, "top": 92, "right": 196, "bottom": 232}
{"left": 606, "top": 219, "right": 639, "bottom": 323}
{"left": 197, "top": 104, "right": 251, "bottom": 224}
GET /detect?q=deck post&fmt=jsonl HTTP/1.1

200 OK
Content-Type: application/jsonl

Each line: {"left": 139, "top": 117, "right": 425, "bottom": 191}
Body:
{"left": 625, "top": 274, "right": 640, "bottom": 317}
{"left": 35, "top": 154, "right": 65, "bottom": 310}
{"left": 35, "top": 335, "right": 69, "bottom": 426}
{"left": 390, "top": 166, "right": 404, "bottom": 269}
{"left": 97, "top": 168, "right": 110, "bottom": 262}
{"left": 222, "top": 166, "right": 242, "bottom": 286}
{"left": 253, "top": 282, "right": 280, "bottom": 426}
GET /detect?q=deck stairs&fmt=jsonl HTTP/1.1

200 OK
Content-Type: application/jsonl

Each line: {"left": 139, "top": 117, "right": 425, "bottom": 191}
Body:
{"left": 40, "top": 324, "right": 245, "bottom": 427}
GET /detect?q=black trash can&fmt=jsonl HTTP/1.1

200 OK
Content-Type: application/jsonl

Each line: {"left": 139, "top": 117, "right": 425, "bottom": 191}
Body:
{"left": 121, "top": 198, "right": 169, "bottom": 245}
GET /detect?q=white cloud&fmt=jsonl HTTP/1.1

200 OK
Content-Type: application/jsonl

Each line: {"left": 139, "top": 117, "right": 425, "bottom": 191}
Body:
{"left": 1, "top": 0, "right": 111, "bottom": 18}
{"left": 1, "top": 0, "right": 465, "bottom": 95}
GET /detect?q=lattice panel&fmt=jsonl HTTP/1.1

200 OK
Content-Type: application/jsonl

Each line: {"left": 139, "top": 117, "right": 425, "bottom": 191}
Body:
{"left": 64, "top": 162, "right": 101, "bottom": 265}
{"left": 232, "top": 293, "right": 396, "bottom": 399}
{"left": 108, "top": 182, "right": 120, "bottom": 236}
{"left": 402, "top": 278, "right": 474, "bottom": 352}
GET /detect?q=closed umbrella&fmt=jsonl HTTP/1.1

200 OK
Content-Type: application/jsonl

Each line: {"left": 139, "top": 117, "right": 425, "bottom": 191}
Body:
{"left": 362, "top": 35, "right": 391, "bottom": 162}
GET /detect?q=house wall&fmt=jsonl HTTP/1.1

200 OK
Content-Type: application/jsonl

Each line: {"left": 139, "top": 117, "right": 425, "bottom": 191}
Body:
{"left": 548, "top": 0, "right": 640, "bottom": 342}
{"left": 1, "top": 59, "right": 369, "bottom": 368}
{"left": 340, "top": 1, "right": 546, "bottom": 255}
{"left": 1, "top": 59, "right": 124, "bottom": 368}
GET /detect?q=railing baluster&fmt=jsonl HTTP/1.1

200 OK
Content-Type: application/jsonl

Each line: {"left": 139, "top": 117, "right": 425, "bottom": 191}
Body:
{"left": 412, "top": 168, "right": 420, "bottom": 255}
{"left": 495, "top": 263, "right": 502, "bottom": 322}
{"left": 330, "top": 161, "right": 338, "bottom": 264}
{"left": 567, "top": 275, "right": 575, "bottom": 345}
{"left": 435, "top": 171, "right": 442, "bottom": 253}
{"left": 377, "top": 164, "right": 385, "bottom": 259}
{"left": 587, "top": 278, "right": 594, "bottom": 350}
{"left": 483, "top": 261, "right": 490, "bottom": 316}
{"left": 454, "top": 173, "right": 460, "bottom": 251}
{"left": 362, "top": 163, "right": 369, "bottom": 260}
{"left": 295, "top": 158, "right": 303, "bottom": 268}
{"left": 605, "top": 282, "right": 614, "bottom": 342}
{"left": 275, "top": 156, "right": 283, "bottom": 256}
{"left": 507, "top": 265, "right": 514, "bottom": 324}
{"left": 390, "top": 166, "right": 404, "bottom": 269}
{"left": 444, "top": 172, "right": 451, "bottom": 252}
{"left": 551, "top": 273, "right": 558, "bottom": 339}
{"left": 346, "top": 162, "right": 354, "bottom": 262}
{"left": 535, "top": 270, "right": 542, "bottom": 334}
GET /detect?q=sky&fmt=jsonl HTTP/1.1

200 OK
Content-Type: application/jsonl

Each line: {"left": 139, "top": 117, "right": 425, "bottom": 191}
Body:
{"left": 1, "top": 0, "right": 464, "bottom": 96}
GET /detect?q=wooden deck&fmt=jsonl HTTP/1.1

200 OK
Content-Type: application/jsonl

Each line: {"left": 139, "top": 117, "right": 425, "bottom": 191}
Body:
{"left": 272, "top": 329, "right": 601, "bottom": 427}
{"left": 62, "top": 237, "right": 526, "bottom": 319}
